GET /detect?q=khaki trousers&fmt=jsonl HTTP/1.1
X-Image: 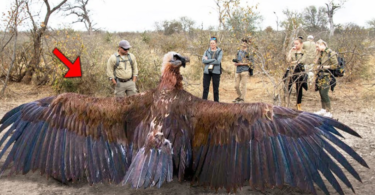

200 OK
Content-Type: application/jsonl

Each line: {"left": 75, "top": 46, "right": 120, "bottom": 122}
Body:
{"left": 235, "top": 71, "right": 249, "bottom": 100}
{"left": 114, "top": 80, "right": 137, "bottom": 97}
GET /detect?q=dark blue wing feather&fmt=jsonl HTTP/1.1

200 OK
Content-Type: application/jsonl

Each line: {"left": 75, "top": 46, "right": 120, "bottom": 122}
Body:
{"left": 190, "top": 102, "right": 368, "bottom": 195}
{"left": 0, "top": 94, "right": 135, "bottom": 185}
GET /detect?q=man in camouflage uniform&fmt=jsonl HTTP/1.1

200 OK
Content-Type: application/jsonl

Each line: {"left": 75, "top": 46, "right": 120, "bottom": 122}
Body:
{"left": 107, "top": 40, "right": 138, "bottom": 97}
{"left": 314, "top": 39, "right": 338, "bottom": 118}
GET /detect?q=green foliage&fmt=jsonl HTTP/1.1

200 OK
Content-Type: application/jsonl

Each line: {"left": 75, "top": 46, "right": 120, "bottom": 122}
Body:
{"left": 53, "top": 78, "right": 79, "bottom": 93}
{"left": 264, "top": 26, "right": 274, "bottom": 33}
{"left": 303, "top": 6, "right": 328, "bottom": 32}
{"left": 162, "top": 20, "right": 183, "bottom": 35}
{"left": 105, "top": 31, "right": 113, "bottom": 43}
{"left": 179, "top": 16, "right": 196, "bottom": 35}
{"left": 155, "top": 17, "right": 196, "bottom": 36}
{"left": 150, "top": 33, "right": 188, "bottom": 54}
{"left": 281, "top": 9, "right": 304, "bottom": 31}
{"left": 141, "top": 31, "right": 151, "bottom": 44}
{"left": 225, "top": 8, "right": 263, "bottom": 38}
{"left": 136, "top": 58, "right": 162, "bottom": 91}
{"left": 368, "top": 18, "right": 375, "bottom": 30}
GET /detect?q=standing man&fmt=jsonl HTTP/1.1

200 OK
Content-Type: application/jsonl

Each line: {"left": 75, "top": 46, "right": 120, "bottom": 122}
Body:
{"left": 302, "top": 35, "right": 316, "bottom": 64}
{"left": 107, "top": 40, "right": 138, "bottom": 97}
{"left": 232, "top": 37, "right": 254, "bottom": 103}
{"left": 303, "top": 35, "right": 316, "bottom": 85}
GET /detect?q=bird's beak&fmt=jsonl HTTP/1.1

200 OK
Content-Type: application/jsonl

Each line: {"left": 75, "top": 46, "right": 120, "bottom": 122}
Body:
{"left": 170, "top": 54, "right": 190, "bottom": 68}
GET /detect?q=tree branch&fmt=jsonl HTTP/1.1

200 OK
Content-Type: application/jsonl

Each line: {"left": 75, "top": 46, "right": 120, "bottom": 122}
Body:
{"left": 26, "top": 2, "right": 37, "bottom": 31}
{"left": 43, "top": 0, "right": 68, "bottom": 26}
{"left": 50, "top": 0, "right": 68, "bottom": 13}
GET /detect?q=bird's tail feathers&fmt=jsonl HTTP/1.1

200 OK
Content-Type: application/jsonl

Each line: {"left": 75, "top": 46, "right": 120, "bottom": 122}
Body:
{"left": 122, "top": 146, "right": 173, "bottom": 188}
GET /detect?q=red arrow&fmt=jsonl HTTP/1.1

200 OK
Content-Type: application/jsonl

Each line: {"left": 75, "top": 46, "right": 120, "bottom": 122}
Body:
{"left": 52, "top": 48, "right": 82, "bottom": 78}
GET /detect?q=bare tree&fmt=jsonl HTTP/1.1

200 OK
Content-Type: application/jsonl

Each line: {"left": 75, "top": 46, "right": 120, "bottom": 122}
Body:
{"left": 325, "top": 0, "right": 346, "bottom": 37}
{"left": 22, "top": 0, "right": 68, "bottom": 84}
{"left": 368, "top": 18, "right": 375, "bottom": 30}
{"left": 1, "top": 0, "right": 26, "bottom": 96}
{"left": 281, "top": 9, "right": 304, "bottom": 31}
{"left": 179, "top": 16, "right": 195, "bottom": 34}
{"left": 63, "top": 0, "right": 96, "bottom": 35}
{"left": 281, "top": 9, "right": 304, "bottom": 55}
{"left": 214, "top": 0, "right": 237, "bottom": 31}
{"left": 303, "top": 5, "right": 328, "bottom": 32}
{"left": 274, "top": 12, "right": 279, "bottom": 32}
{"left": 225, "top": 8, "right": 263, "bottom": 38}
{"left": 0, "top": 0, "right": 26, "bottom": 54}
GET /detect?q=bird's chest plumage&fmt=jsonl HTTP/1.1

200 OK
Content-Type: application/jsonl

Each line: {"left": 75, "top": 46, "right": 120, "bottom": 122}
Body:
{"left": 149, "top": 90, "right": 192, "bottom": 135}
{"left": 152, "top": 90, "right": 176, "bottom": 118}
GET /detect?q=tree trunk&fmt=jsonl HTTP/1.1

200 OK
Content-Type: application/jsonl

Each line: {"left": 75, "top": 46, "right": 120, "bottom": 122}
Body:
{"left": 329, "top": 16, "right": 334, "bottom": 37}
{"left": 1, "top": 27, "right": 18, "bottom": 96}
{"left": 326, "top": 3, "right": 336, "bottom": 37}
{"left": 22, "top": 30, "right": 43, "bottom": 84}
{"left": 88, "top": 26, "right": 92, "bottom": 35}
{"left": 22, "top": 0, "right": 68, "bottom": 84}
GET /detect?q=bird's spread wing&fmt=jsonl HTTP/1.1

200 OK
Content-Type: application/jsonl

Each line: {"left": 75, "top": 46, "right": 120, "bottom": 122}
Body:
{"left": 182, "top": 95, "right": 368, "bottom": 194}
{"left": 0, "top": 93, "right": 151, "bottom": 184}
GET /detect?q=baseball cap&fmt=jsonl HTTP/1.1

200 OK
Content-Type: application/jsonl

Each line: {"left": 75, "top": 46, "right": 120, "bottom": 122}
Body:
{"left": 119, "top": 40, "right": 131, "bottom": 49}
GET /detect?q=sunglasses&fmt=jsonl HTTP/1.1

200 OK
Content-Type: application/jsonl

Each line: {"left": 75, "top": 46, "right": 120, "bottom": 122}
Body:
{"left": 122, "top": 47, "right": 130, "bottom": 51}
{"left": 210, "top": 37, "right": 217, "bottom": 41}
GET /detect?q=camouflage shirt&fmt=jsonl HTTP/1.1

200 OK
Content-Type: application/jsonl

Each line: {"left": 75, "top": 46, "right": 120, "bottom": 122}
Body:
{"left": 317, "top": 48, "right": 338, "bottom": 75}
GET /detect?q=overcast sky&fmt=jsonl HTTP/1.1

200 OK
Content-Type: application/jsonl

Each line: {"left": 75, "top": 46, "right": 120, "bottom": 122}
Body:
{"left": 1, "top": 0, "right": 374, "bottom": 32}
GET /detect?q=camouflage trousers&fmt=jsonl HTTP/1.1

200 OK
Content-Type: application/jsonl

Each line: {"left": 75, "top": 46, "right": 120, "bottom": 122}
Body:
{"left": 317, "top": 75, "right": 331, "bottom": 112}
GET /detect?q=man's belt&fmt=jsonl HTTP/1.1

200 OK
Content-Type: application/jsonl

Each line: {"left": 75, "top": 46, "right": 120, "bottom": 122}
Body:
{"left": 117, "top": 78, "right": 132, "bottom": 82}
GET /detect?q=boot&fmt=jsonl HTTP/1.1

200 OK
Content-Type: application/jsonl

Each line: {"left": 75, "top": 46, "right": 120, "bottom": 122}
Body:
{"left": 232, "top": 97, "right": 240, "bottom": 103}
{"left": 235, "top": 98, "right": 244, "bottom": 103}
{"left": 297, "top": 104, "right": 302, "bottom": 111}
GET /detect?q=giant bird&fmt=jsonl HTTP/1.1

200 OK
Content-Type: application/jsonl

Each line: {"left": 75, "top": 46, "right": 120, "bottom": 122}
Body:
{"left": 0, "top": 52, "right": 369, "bottom": 194}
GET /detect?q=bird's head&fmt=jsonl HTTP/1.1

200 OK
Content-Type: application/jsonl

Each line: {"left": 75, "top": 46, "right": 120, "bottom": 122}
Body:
{"left": 159, "top": 52, "right": 190, "bottom": 90}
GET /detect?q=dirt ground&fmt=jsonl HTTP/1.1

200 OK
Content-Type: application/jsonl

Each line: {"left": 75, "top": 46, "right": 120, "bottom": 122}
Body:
{"left": 0, "top": 77, "right": 374, "bottom": 195}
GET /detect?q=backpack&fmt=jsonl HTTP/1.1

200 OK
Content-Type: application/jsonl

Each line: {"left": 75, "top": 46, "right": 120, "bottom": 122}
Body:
{"left": 114, "top": 53, "right": 133, "bottom": 78}
{"left": 328, "top": 52, "right": 345, "bottom": 77}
